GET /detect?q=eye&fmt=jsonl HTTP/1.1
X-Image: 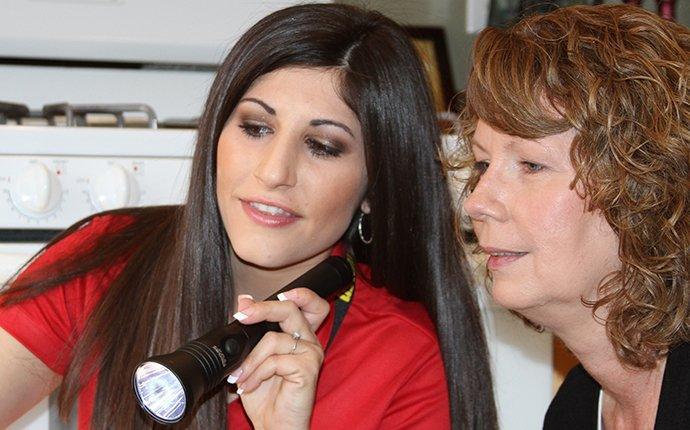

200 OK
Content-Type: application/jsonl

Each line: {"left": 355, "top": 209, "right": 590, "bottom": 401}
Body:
{"left": 306, "top": 138, "right": 342, "bottom": 159}
{"left": 473, "top": 161, "right": 489, "bottom": 175}
{"left": 239, "top": 122, "right": 273, "bottom": 138}
{"left": 521, "top": 161, "right": 545, "bottom": 174}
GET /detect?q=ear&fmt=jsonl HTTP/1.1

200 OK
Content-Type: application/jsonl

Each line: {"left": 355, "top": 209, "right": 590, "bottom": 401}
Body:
{"left": 360, "top": 199, "right": 371, "bottom": 214}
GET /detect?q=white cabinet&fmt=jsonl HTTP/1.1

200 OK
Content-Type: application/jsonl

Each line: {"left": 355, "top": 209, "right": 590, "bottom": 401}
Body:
{"left": 0, "top": 0, "right": 325, "bottom": 64}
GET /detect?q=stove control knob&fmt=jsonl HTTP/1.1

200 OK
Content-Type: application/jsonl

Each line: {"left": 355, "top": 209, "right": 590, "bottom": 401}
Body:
{"left": 10, "top": 162, "right": 62, "bottom": 216}
{"left": 91, "top": 164, "right": 140, "bottom": 210}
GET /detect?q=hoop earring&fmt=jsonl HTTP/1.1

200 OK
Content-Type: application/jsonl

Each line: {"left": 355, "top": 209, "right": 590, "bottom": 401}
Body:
{"left": 358, "top": 212, "right": 373, "bottom": 245}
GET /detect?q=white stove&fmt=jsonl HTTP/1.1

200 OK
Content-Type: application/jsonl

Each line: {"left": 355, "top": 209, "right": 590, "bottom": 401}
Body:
{"left": 0, "top": 125, "right": 194, "bottom": 232}
{"left": 0, "top": 104, "right": 195, "bottom": 430}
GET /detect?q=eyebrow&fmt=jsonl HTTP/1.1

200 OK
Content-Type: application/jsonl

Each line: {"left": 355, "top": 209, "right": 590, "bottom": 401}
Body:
{"left": 469, "top": 138, "right": 488, "bottom": 153}
{"left": 471, "top": 137, "right": 545, "bottom": 153}
{"left": 309, "top": 119, "right": 355, "bottom": 138}
{"left": 238, "top": 98, "right": 355, "bottom": 138}
{"left": 239, "top": 98, "right": 276, "bottom": 115}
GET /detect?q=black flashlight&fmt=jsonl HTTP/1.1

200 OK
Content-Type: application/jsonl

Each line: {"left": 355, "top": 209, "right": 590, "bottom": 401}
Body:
{"left": 132, "top": 256, "right": 354, "bottom": 424}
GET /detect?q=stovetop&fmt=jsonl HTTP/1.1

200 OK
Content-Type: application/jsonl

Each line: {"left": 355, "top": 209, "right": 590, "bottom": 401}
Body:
{"left": 0, "top": 101, "right": 197, "bottom": 129}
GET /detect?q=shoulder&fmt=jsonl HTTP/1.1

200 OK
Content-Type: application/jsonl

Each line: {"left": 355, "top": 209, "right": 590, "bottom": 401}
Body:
{"left": 28, "top": 212, "right": 134, "bottom": 269}
{"left": 656, "top": 341, "right": 690, "bottom": 427}
{"left": 350, "top": 275, "right": 438, "bottom": 345}
{"left": 314, "top": 273, "right": 449, "bottom": 428}
{"left": 544, "top": 364, "right": 599, "bottom": 429}
{"left": 49, "top": 212, "right": 134, "bottom": 254}
{"left": 10, "top": 211, "right": 139, "bottom": 311}
{"left": 0, "top": 213, "right": 136, "bottom": 374}
{"left": 328, "top": 273, "right": 443, "bottom": 381}
{"left": 10, "top": 212, "right": 135, "bottom": 288}
{"left": 667, "top": 340, "right": 690, "bottom": 368}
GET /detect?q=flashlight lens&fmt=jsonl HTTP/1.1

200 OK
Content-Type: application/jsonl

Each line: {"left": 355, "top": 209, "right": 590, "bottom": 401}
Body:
{"left": 133, "top": 361, "right": 186, "bottom": 423}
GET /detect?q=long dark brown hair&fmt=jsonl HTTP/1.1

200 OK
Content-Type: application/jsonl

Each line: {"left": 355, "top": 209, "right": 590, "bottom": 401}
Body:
{"left": 2, "top": 4, "right": 496, "bottom": 428}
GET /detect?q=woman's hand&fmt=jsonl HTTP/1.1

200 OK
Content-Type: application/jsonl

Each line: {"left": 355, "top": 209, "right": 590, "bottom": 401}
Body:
{"left": 229, "top": 288, "right": 330, "bottom": 430}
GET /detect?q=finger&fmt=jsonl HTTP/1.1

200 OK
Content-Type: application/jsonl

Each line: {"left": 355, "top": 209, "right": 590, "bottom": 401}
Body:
{"left": 235, "top": 331, "right": 322, "bottom": 386}
{"left": 226, "top": 366, "right": 243, "bottom": 384}
{"left": 237, "top": 343, "right": 324, "bottom": 394}
{"left": 235, "top": 294, "right": 255, "bottom": 315}
{"left": 226, "top": 294, "right": 257, "bottom": 385}
{"left": 276, "top": 288, "right": 331, "bottom": 328}
{"left": 232, "top": 299, "right": 321, "bottom": 342}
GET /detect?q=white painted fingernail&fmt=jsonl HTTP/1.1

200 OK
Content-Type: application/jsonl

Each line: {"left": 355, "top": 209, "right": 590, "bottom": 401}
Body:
{"left": 277, "top": 292, "right": 288, "bottom": 301}
{"left": 227, "top": 369, "right": 243, "bottom": 384}
{"left": 233, "top": 311, "right": 248, "bottom": 321}
{"left": 237, "top": 294, "right": 254, "bottom": 301}
{"left": 236, "top": 387, "right": 244, "bottom": 395}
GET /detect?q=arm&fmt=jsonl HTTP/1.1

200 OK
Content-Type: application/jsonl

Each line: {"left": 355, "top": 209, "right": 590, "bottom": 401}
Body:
{"left": 378, "top": 337, "right": 451, "bottom": 430}
{"left": 0, "top": 328, "right": 61, "bottom": 428}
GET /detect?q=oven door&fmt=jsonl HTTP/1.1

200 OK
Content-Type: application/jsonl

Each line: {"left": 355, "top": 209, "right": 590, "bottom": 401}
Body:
{"left": 0, "top": 243, "right": 42, "bottom": 284}
{"left": 1, "top": 242, "right": 67, "bottom": 430}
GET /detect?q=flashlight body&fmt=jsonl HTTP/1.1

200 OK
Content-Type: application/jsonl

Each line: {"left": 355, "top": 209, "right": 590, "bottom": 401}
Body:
{"left": 178, "top": 320, "right": 281, "bottom": 392}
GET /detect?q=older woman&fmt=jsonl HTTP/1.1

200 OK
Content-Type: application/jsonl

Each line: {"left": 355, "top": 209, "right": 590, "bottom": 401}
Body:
{"left": 454, "top": 4, "right": 689, "bottom": 429}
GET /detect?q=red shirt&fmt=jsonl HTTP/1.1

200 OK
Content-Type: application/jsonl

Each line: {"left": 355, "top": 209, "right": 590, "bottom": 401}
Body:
{"left": 0, "top": 215, "right": 450, "bottom": 429}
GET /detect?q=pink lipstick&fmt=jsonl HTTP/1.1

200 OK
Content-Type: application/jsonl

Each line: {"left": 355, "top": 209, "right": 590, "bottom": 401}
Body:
{"left": 241, "top": 199, "right": 300, "bottom": 227}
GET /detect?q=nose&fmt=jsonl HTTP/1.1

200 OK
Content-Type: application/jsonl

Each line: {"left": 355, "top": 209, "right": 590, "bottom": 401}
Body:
{"left": 253, "top": 134, "right": 298, "bottom": 189}
{"left": 462, "top": 167, "right": 509, "bottom": 223}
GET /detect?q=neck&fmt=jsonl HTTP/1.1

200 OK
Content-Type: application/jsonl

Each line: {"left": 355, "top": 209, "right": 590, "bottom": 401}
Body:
{"left": 229, "top": 248, "right": 333, "bottom": 310}
{"left": 534, "top": 303, "right": 665, "bottom": 429}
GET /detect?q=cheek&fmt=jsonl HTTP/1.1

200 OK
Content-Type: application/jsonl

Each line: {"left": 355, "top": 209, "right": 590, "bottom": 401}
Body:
{"left": 216, "top": 135, "right": 252, "bottom": 197}
{"left": 304, "top": 165, "right": 367, "bottom": 227}
{"left": 215, "top": 137, "right": 255, "bottom": 239}
{"left": 529, "top": 192, "right": 619, "bottom": 295}
{"left": 527, "top": 187, "right": 587, "bottom": 249}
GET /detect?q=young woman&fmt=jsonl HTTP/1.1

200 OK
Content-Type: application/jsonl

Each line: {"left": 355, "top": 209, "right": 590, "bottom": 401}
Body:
{"left": 455, "top": 4, "right": 689, "bottom": 429}
{"left": 0, "top": 4, "right": 497, "bottom": 429}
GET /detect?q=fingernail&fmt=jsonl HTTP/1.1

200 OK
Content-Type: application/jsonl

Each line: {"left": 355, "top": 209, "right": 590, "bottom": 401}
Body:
{"left": 233, "top": 311, "right": 248, "bottom": 321}
{"left": 227, "top": 369, "right": 243, "bottom": 384}
{"left": 277, "top": 292, "right": 288, "bottom": 301}
{"left": 236, "top": 386, "right": 244, "bottom": 396}
{"left": 237, "top": 294, "right": 254, "bottom": 301}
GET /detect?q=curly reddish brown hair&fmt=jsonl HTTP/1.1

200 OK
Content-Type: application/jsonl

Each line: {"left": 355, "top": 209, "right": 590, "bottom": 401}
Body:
{"left": 453, "top": 4, "right": 690, "bottom": 369}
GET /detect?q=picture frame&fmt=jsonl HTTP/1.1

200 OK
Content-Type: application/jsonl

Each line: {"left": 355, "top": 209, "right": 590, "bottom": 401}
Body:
{"left": 406, "top": 26, "right": 456, "bottom": 114}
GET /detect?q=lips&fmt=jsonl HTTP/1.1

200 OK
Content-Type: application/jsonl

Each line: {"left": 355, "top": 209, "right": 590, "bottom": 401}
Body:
{"left": 480, "top": 246, "right": 527, "bottom": 270}
{"left": 249, "top": 201, "right": 294, "bottom": 217}
{"left": 240, "top": 198, "right": 300, "bottom": 227}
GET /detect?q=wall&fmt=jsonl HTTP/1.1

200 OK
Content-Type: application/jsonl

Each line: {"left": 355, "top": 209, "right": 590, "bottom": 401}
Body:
{"left": 336, "top": 0, "right": 477, "bottom": 97}
{"left": 339, "top": 0, "right": 690, "bottom": 97}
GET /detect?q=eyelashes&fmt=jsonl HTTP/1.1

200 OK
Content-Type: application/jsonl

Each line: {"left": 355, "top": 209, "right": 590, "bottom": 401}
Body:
{"left": 521, "top": 161, "right": 545, "bottom": 174}
{"left": 471, "top": 160, "right": 546, "bottom": 176}
{"left": 239, "top": 123, "right": 271, "bottom": 138}
{"left": 238, "top": 121, "right": 343, "bottom": 159}
{"left": 305, "top": 138, "right": 342, "bottom": 158}
{"left": 473, "top": 161, "right": 489, "bottom": 175}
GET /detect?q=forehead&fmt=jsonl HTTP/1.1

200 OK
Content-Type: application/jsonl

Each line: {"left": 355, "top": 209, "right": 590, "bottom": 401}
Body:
{"left": 472, "top": 120, "right": 576, "bottom": 156}
{"left": 245, "top": 67, "right": 343, "bottom": 99}
{"left": 244, "top": 67, "right": 359, "bottom": 121}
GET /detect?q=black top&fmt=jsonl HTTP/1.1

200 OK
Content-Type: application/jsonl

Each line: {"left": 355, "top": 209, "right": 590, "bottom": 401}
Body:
{"left": 544, "top": 342, "right": 690, "bottom": 429}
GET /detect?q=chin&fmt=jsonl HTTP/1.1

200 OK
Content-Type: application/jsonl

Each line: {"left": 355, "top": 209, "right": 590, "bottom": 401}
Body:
{"left": 489, "top": 282, "right": 545, "bottom": 313}
{"left": 230, "top": 240, "right": 284, "bottom": 268}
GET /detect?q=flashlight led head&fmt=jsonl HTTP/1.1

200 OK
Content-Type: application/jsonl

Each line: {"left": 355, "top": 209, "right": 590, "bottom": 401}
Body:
{"left": 133, "top": 361, "right": 187, "bottom": 424}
